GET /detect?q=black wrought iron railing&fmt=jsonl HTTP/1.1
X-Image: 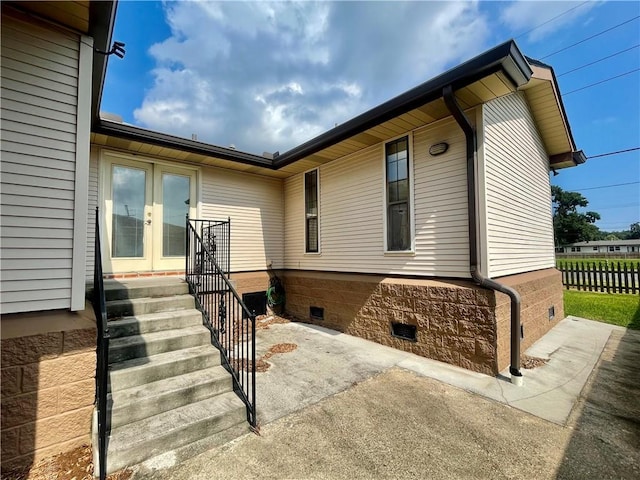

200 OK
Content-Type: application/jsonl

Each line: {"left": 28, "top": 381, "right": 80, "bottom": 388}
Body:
{"left": 91, "top": 207, "right": 109, "bottom": 480}
{"left": 185, "top": 218, "right": 257, "bottom": 427}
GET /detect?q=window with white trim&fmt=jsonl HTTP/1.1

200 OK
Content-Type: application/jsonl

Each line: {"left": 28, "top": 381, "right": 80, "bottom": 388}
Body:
{"left": 304, "top": 169, "right": 319, "bottom": 253}
{"left": 385, "top": 136, "right": 411, "bottom": 251}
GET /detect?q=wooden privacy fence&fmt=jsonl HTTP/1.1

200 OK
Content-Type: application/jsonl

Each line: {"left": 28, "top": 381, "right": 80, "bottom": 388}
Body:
{"left": 557, "top": 261, "right": 640, "bottom": 294}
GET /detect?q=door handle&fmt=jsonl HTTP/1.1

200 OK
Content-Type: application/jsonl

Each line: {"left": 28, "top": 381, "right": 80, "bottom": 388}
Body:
{"left": 145, "top": 219, "right": 152, "bottom": 225}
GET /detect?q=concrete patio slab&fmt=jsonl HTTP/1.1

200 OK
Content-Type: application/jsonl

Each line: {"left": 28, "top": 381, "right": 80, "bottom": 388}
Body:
{"left": 256, "top": 315, "right": 622, "bottom": 426}
{"left": 132, "top": 316, "right": 639, "bottom": 479}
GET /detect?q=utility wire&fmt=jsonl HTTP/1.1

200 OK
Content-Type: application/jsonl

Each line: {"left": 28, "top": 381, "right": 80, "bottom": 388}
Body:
{"left": 557, "top": 44, "right": 640, "bottom": 77}
{"left": 591, "top": 204, "right": 640, "bottom": 211}
{"left": 574, "top": 181, "right": 640, "bottom": 191}
{"left": 563, "top": 68, "right": 640, "bottom": 96}
{"left": 540, "top": 15, "right": 640, "bottom": 59}
{"left": 515, "top": 1, "right": 590, "bottom": 39}
{"left": 588, "top": 147, "right": 640, "bottom": 159}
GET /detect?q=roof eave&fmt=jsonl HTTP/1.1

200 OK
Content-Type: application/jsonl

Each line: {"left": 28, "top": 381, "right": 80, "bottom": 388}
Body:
{"left": 94, "top": 120, "right": 273, "bottom": 168}
{"left": 272, "top": 39, "right": 533, "bottom": 169}
{"left": 89, "top": 1, "right": 118, "bottom": 126}
{"left": 549, "top": 150, "right": 587, "bottom": 170}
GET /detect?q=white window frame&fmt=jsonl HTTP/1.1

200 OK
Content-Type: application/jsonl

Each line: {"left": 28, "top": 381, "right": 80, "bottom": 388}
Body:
{"left": 382, "top": 133, "right": 415, "bottom": 254}
{"left": 303, "top": 167, "right": 321, "bottom": 255}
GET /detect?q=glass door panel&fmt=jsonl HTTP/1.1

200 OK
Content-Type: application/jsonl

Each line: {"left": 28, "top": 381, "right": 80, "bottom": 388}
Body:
{"left": 152, "top": 165, "right": 197, "bottom": 271}
{"left": 103, "top": 156, "right": 153, "bottom": 273}
{"left": 162, "top": 173, "right": 190, "bottom": 257}
{"left": 111, "top": 165, "right": 146, "bottom": 257}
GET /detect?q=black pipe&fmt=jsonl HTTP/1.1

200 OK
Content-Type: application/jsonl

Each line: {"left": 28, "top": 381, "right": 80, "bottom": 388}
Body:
{"left": 442, "top": 85, "right": 523, "bottom": 382}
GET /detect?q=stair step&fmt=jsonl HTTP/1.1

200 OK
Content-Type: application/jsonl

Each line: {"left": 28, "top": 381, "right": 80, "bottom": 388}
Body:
{"left": 108, "top": 366, "right": 232, "bottom": 429}
{"left": 103, "top": 391, "right": 247, "bottom": 474}
{"left": 106, "top": 294, "right": 195, "bottom": 319}
{"left": 109, "top": 345, "right": 221, "bottom": 392}
{"left": 107, "top": 310, "right": 203, "bottom": 339}
{"left": 108, "top": 325, "right": 211, "bottom": 364}
{"left": 103, "top": 278, "right": 189, "bottom": 301}
{"left": 137, "top": 422, "right": 250, "bottom": 474}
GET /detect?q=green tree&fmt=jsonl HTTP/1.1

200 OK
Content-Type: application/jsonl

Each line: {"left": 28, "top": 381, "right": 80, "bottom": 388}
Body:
{"left": 551, "top": 186, "right": 601, "bottom": 246}
{"left": 630, "top": 222, "right": 640, "bottom": 239}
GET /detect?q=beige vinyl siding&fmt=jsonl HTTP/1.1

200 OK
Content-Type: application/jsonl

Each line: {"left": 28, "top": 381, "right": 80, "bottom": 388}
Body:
{"left": 284, "top": 118, "right": 470, "bottom": 277}
{"left": 0, "top": 13, "right": 80, "bottom": 314}
{"left": 201, "top": 168, "right": 284, "bottom": 272}
{"left": 85, "top": 146, "right": 100, "bottom": 279}
{"left": 482, "top": 92, "right": 555, "bottom": 278}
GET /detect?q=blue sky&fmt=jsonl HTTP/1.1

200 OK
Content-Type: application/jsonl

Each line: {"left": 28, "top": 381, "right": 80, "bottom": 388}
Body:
{"left": 101, "top": 0, "right": 640, "bottom": 233}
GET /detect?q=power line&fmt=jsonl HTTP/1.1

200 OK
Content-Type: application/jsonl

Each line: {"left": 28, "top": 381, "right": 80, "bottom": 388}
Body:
{"left": 588, "top": 147, "right": 640, "bottom": 159}
{"left": 574, "top": 181, "right": 640, "bottom": 191}
{"left": 557, "top": 44, "right": 640, "bottom": 77}
{"left": 589, "top": 203, "right": 640, "bottom": 211}
{"left": 515, "top": 1, "right": 590, "bottom": 39}
{"left": 540, "top": 15, "right": 640, "bottom": 59}
{"left": 563, "top": 68, "right": 640, "bottom": 96}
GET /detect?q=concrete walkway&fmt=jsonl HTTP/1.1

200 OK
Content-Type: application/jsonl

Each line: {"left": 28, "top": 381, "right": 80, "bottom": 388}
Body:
{"left": 132, "top": 317, "right": 640, "bottom": 479}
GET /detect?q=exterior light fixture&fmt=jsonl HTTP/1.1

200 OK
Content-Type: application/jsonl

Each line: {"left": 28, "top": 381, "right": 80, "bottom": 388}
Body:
{"left": 95, "top": 41, "right": 126, "bottom": 59}
{"left": 429, "top": 142, "right": 449, "bottom": 156}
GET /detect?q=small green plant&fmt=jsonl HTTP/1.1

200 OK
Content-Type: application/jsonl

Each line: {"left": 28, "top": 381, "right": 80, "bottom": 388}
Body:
{"left": 564, "top": 290, "right": 640, "bottom": 329}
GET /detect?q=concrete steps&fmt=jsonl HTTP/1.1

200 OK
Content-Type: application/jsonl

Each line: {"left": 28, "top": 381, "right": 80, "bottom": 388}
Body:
{"left": 94, "top": 277, "right": 249, "bottom": 475}
{"left": 104, "top": 392, "right": 247, "bottom": 473}
{"left": 108, "top": 310, "right": 203, "bottom": 338}
{"left": 108, "top": 345, "right": 220, "bottom": 392}
{"left": 108, "top": 325, "right": 211, "bottom": 363}
{"left": 108, "top": 366, "right": 232, "bottom": 429}
{"left": 106, "top": 294, "right": 195, "bottom": 319}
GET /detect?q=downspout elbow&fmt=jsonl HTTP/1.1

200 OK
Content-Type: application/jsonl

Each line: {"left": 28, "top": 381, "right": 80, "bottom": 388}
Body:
{"left": 442, "top": 85, "right": 523, "bottom": 385}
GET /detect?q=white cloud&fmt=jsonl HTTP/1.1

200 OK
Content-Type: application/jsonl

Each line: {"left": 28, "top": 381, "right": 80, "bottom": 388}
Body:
{"left": 500, "top": 1, "right": 598, "bottom": 42}
{"left": 133, "top": 1, "right": 491, "bottom": 155}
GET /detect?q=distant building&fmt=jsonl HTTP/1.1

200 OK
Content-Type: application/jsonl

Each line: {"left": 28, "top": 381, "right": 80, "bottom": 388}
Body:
{"left": 556, "top": 239, "right": 640, "bottom": 254}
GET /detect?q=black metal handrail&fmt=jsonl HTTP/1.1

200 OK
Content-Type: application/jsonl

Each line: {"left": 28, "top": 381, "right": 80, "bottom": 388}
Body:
{"left": 185, "top": 218, "right": 257, "bottom": 427}
{"left": 91, "top": 207, "right": 109, "bottom": 480}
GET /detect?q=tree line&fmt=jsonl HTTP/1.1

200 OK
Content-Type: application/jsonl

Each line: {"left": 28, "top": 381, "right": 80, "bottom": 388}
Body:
{"left": 551, "top": 186, "right": 640, "bottom": 246}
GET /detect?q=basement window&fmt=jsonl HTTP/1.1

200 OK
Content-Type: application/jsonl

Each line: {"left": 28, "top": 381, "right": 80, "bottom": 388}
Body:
{"left": 390, "top": 322, "right": 417, "bottom": 342}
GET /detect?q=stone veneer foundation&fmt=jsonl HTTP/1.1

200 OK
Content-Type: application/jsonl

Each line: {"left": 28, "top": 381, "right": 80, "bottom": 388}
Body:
{"left": 1, "top": 306, "right": 96, "bottom": 472}
{"left": 281, "top": 268, "right": 563, "bottom": 376}
{"left": 495, "top": 269, "right": 564, "bottom": 372}
{"left": 229, "top": 271, "right": 271, "bottom": 298}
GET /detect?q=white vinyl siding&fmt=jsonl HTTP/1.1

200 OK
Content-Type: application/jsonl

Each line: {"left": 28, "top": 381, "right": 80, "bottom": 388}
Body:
{"left": 284, "top": 118, "right": 470, "bottom": 277}
{"left": 201, "top": 168, "right": 284, "bottom": 272}
{"left": 482, "top": 92, "right": 555, "bottom": 277}
{"left": 85, "top": 146, "right": 100, "bottom": 279}
{"left": 0, "top": 13, "right": 80, "bottom": 314}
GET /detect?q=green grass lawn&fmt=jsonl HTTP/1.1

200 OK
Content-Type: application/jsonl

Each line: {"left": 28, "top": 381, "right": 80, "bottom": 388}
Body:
{"left": 557, "top": 258, "right": 640, "bottom": 268}
{"left": 564, "top": 290, "right": 640, "bottom": 329}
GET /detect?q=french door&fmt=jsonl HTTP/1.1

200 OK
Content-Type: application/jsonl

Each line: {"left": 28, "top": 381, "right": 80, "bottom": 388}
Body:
{"left": 102, "top": 154, "right": 197, "bottom": 273}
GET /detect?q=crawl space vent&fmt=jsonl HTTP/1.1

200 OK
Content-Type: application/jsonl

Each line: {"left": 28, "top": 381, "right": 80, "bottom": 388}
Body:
{"left": 391, "top": 322, "right": 417, "bottom": 342}
{"left": 310, "top": 306, "right": 324, "bottom": 321}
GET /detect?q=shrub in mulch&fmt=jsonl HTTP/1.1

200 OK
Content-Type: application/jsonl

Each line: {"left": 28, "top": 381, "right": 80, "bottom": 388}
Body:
{"left": 521, "top": 354, "right": 549, "bottom": 369}
{"left": 1, "top": 444, "right": 131, "bottom": 480}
